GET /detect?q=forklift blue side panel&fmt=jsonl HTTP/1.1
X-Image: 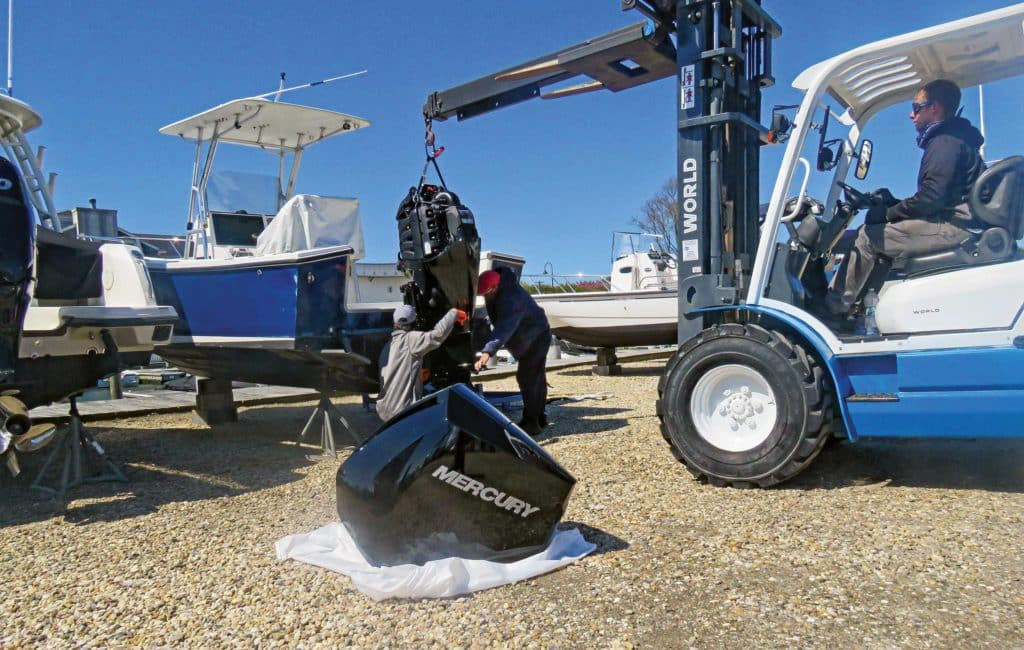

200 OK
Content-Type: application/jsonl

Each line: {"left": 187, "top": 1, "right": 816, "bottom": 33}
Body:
{"left": 693, "top": 306, "right": 1024, "bottom": 441}
{"left": 841, "top": 346, "right": 1024, "bottom": 439}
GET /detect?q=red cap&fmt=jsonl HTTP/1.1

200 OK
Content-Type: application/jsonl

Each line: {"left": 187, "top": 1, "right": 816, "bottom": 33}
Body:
{"left": 477, "top": 270, "right": 500, "bottom": 295}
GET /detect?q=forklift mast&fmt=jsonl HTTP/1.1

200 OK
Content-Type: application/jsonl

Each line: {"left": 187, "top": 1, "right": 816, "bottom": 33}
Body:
{"left": 672, "top": 0, "right": 779, "bottom": 341}
{"left": 424, "top": 0, "right": 780, "bottom": 345}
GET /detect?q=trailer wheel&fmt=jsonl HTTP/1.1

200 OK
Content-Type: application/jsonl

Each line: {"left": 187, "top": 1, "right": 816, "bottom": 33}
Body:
{"left": 656, "top": 323, "right": 833, "bottom": 487}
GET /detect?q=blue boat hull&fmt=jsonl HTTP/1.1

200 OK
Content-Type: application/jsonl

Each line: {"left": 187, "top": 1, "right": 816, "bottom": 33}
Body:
{"left": 148, "top": 249, "right": 391, "bottom": 392}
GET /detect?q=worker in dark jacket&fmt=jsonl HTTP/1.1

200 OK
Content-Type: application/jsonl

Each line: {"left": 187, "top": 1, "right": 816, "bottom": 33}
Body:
{"left": 474, "top": 267, "right": 551, "bottom": 436}
{"left": 828, "top": 79, "right": 985, "bottom": 315}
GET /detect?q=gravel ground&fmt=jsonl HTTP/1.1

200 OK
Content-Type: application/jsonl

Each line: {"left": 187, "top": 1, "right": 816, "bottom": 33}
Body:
{"left": 3, "top": 362, "right": 1024, "bottom": 648}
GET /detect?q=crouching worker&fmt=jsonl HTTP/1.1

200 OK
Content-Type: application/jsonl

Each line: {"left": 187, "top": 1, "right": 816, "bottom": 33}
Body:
{"left": 473, "top": 268, "right": 551, "bottom": 436}
{"left": 377, "top": 304, "right": 467, "bottom": 422}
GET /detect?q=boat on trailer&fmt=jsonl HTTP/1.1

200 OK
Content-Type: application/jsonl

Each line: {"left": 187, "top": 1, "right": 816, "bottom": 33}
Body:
{"left": 528, "top": 232, "right": 678, "bottom": 348}
{"left": 145, "top": 96, "right": 389, "bottom": 393}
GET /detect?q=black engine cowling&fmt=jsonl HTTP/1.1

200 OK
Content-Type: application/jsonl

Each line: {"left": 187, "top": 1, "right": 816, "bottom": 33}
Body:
{"left": 395, "top": 184, "right": 480, "bottom": 388}
{"left": 0, "top": 157, "right": 34, "bottom": 384}
{"left": 337, "top": 384, "right": 576, "bottom": 566}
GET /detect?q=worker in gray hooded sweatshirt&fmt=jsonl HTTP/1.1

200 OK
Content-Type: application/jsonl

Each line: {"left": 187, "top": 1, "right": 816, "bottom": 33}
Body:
{"left": 376, "top": 304, "right": 467, "bottom": 422}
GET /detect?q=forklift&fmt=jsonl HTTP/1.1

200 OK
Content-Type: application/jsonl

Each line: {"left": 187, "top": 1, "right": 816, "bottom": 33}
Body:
{"left": 424, "top": 2, "right": 1024, "bottom": 486}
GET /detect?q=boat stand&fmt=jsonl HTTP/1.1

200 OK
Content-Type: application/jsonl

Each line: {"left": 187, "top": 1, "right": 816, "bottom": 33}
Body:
{"left": 297, "top": 393, "right": 361, "bottom": 459}
{"left": 30, "top": 397, "right": 128, "bottom": 499}
{"left": 593, "top": 347, "right": 623, "bottom": 376}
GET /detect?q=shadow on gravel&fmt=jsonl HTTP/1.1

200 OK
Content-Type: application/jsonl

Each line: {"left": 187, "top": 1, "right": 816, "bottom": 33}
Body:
{"left": 538, "top": 405, "right": 631, "bottom": 442}
{"left": 555, "top": 364, "right": 666, "bottom": 379}
{"left": 559, "top": 521, "right": 630, "bottom": 555}
{"left": 0, "top": 399, "right": 379, "bottom": 528}
{"left": 783, "top": 438, "right": 1024, "bottom": 492}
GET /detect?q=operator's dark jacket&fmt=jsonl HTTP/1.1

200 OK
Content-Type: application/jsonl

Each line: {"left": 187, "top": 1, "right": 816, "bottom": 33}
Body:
{"left": 885, "top": 116, "right": 985, "bottom": 224}
{"left": 481, "top": 267, "right": 549, "bottom": 358}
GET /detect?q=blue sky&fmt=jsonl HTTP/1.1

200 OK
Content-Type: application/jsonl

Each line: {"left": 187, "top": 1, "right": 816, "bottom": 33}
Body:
{"left": 7, "top": 1, "right": 1023, "bottom": 275}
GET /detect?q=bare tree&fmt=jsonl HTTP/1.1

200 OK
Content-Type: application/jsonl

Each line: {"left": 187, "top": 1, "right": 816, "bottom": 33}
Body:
{"left": 630, "top": 177, "right": 678, "bottom": 258}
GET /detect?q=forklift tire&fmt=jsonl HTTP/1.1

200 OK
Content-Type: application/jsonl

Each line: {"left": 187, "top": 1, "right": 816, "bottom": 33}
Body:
{"left": 656, "top": 323, "right": 833, "bottom": 487}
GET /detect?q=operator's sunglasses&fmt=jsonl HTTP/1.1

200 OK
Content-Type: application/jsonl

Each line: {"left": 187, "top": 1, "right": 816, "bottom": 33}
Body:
{"left": 911, "top": 100, "right": 934, "bottom": 115}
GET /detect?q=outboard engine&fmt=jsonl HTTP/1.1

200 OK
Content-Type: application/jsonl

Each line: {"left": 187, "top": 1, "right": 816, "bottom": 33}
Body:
{"left": 395, "top": 183, "right": 480, "bottom": 388}
{"left": 0, "top": 156, "right": 33, "bottom": 386}
{"left": 337, "top": 384, "right": 575, "bottom": 565}
{"left": 0, "top": 157, "right": 35, "bottom": 460}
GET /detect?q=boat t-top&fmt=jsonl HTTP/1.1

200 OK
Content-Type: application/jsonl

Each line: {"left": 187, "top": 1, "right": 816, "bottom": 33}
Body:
{"left": 159, "top": 97, "right": 370, "bottom": 260}
{"left": 145, "top": 95, "right": 391, "bottom": 396}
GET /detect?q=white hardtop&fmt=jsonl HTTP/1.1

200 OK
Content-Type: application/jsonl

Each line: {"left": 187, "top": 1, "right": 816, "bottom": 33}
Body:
{"left": 0, "top": 94, "right": 41, "bottom": 134}
{"left": 159, "top": 97, "right": 370, "bottom": 150}
{"left": 793, "top": 3, "right": 1024, "bottom": 122}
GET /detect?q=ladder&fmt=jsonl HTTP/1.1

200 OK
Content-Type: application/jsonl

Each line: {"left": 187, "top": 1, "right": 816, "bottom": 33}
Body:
{"left": 0, "top": 113, "right": 57, "bottom": 229}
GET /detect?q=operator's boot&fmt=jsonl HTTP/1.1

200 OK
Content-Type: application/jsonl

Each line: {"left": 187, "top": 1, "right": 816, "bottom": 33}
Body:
{"left": 811, "top": 298, "right": 855, "bottom": 333}
{"left": 824, "top": 290, "right": 853, "bottom": 317}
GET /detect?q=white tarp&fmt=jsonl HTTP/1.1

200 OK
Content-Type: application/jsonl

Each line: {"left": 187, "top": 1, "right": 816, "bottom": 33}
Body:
{"left": 255, "top": 194, "right": 365, "bottom": 258}
{"left": 275, "top": 522, "right": 595, "bottom": 601}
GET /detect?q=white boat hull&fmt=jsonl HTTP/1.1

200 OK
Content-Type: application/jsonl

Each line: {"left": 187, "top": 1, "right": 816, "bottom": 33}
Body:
{"left": 533, "top": 290, "right": 678, "bottom": 348}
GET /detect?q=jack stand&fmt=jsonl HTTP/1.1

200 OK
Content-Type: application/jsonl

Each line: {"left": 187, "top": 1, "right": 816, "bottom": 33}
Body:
{"left": 593, "top": 347, "right": 622, "bottom": 376}
{"left": 193, "top": 378, "right": 237, "bottom": 426}
{"left": 297, "top": 393, "right": 361, "bottom": 459}
{"left": 31, "top": 397, "right": 127, "bottom": 500}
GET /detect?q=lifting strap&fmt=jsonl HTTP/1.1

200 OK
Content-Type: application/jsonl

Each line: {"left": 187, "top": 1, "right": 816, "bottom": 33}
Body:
{"left": 417, "top": 116, "right": 448, "bottom": 196}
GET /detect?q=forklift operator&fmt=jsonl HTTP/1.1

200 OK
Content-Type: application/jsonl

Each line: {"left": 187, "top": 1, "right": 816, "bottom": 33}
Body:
{"left": 827, "top": 79, "right": 986, "bottom": 316}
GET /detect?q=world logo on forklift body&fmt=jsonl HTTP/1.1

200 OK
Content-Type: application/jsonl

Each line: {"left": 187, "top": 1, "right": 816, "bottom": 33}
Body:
{"left": 681, "top": 157, "right": 699, "bottom": 236}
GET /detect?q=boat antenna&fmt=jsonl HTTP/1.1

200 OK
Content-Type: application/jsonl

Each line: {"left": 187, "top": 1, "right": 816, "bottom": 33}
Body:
{"left": 253, "top": 69, "right": 367, "bottom": 100}
{"left": 272, "top": 72, "right": 285, "bottom": 102}
{"left": 6, "top": 0, "right": 12, "bottom": 96}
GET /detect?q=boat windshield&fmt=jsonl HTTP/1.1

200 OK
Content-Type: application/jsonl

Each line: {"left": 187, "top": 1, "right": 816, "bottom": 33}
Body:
{"left": 612, "top": 232, "right": 672, "bottom": 261}
{"left": 207, "top": 171, "right": 278, "bottom": 216}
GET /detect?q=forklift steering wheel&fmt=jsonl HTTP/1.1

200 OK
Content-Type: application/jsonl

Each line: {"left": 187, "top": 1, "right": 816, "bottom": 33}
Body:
{"left": 837, "top": 182, "right": 871, "bottom": 210}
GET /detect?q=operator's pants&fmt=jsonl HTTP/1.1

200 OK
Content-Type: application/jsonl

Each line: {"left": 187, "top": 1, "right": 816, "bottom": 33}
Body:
{"left": 515, "top": 331, "right": 550, "bottom": 426}
{"left": 829, "top": 217, "right": 970, "bottom": 312}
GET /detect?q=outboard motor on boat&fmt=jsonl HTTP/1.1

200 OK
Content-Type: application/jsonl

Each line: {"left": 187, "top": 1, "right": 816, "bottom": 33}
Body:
{"left": 0, "top": 157, "right": 36, "bottom": 460}
{"left": 337, "top": 383, "right": 575, "bottom": 566}
{"left": 0, "top": 156, "right": 34, "bottom": 386}
{"left": 395, "top": 183, "right": 480, "bottom": 388}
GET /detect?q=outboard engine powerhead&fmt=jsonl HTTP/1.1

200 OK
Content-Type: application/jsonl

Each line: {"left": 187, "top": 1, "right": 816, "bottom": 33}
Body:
{"left": 337, "top": 383, "right": 575, "bottom": 565}
{"left": 395, "top": 184, "right": 480, "bottom": 388}
{"left": 0, "top": 156, "right": 34, "bottom": 385}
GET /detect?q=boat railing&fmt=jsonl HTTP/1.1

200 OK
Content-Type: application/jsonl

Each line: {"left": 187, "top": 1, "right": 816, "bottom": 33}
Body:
{"left": 634, "top": 273, "right": 678, "bottom": 291}
{"left": 521, "top": 274, "right": 611, "bottom": 295}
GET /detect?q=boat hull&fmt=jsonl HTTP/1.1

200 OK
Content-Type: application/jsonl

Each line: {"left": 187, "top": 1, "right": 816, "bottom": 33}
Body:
{"left": 156, "top": 344, "right": 379, "bottom": 394}
{"left": 533, "top": 290, "right": 678, "bottom": 348}
{"left": 148, "top": 246, "right": 390, "bottom": 392}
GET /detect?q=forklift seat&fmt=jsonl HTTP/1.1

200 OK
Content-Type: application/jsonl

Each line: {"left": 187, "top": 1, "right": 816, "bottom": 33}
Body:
{"left": 901, "top": 156, "right": 1024, "bottom": 275}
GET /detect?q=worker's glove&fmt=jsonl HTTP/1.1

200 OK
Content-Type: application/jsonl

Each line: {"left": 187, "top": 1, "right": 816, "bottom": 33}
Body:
{"left": 453, "top": 308, "right": 469, "bottom": 325}
{"left": 872, "top": 187, "right": 899, "bottom": 207}
{"left": 864, "top": 203, "right": 888, "bottom": 225}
